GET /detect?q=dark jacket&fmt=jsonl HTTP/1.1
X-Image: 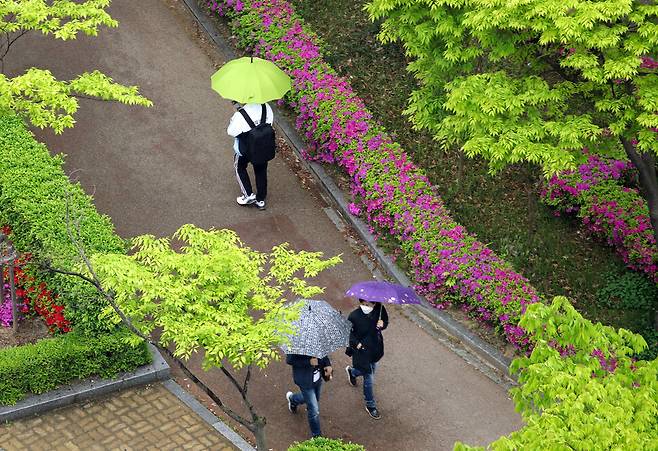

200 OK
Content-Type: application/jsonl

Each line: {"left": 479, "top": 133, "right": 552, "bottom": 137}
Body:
{"left": 347, "top": 304, "right": 389, "bottom": 372}
{"left": 285, "top": 354, "right": 331, "bottom": 389}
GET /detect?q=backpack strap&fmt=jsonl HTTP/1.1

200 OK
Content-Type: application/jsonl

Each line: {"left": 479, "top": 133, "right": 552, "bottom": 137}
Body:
{"left": 260, "top": 104, "right": 267, "bottom": 125}
{"left": 238, "top": 108, "right": 256, "bottom": 129}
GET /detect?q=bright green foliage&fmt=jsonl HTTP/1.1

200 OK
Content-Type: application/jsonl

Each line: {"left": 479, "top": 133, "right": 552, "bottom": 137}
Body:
{"left": 0, "top": 112, "right": 126, "bottom": 333}
{"left": 366, "top": 0, "right": 658, "bottom": 176}
{"left": 0, "top": 329, "right": 150, "bottom": 405}
{"left": 1, "top": 68, "right": 152, "bottom": 134}
{"left": 288, "top": 437, "right": 366, "bottom": 451}
{"left": 0, "top": 0, "right": 117, "bottom": 40}
{"left": 91, "top": 225, "right": 342, "bottom": 370}
{"left": 454, "top": 296, "right": 658, "bottom": 450}
{"left": 0, "top": 0, "right": 151, "bottom": 133}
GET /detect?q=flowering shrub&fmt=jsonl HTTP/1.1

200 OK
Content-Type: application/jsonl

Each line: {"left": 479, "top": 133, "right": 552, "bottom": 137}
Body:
{"left": 13, "top": 255, "right": 71, "bottom": 333}
{"left": 0, "top": 229, "right": 71, "bottom": 332}
{"left": 208, "top": 0, "right": 542, "bottom": 350}
{"left": 0, "top": 288, "right": 13, "bottom": 327}
{"left": 541, "top": 154, "right": 658, "bottom": 282}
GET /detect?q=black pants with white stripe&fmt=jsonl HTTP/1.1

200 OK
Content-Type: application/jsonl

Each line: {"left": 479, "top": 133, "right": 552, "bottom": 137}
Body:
{"left": 234, "top": 154, "right": 268, "bottom": 202}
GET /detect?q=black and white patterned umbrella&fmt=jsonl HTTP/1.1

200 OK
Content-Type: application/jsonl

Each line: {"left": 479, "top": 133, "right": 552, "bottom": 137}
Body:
{"left": 281, "top": 299, "right": 351, "bottom": 358}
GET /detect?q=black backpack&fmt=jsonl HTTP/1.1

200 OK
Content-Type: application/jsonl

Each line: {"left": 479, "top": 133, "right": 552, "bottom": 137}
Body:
{"left": 237, "top": 104, "right": 276, "bottom": 164}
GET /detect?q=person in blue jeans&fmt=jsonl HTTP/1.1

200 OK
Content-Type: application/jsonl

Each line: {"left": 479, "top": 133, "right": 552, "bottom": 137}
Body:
{"left": 345, "top": 299, "right": 388, "bottom": 420}
{"left": 285, "top": 354, "right": 333, "bottom": 437}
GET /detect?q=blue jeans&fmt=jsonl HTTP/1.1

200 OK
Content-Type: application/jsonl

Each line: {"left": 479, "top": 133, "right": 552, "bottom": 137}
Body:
{"left": 349, "top": 363, "right": 377, "bottom": 408}
{"left": 290, "top": 380, "right": 323, "bottom": 437}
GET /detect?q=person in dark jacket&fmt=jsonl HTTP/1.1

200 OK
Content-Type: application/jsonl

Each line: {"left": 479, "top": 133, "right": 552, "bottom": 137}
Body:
{"left": 285, "top": 354, "right": 333, "bottom": 437}
{"left": 345, "top": 298, "right": 388, "bottom": 420}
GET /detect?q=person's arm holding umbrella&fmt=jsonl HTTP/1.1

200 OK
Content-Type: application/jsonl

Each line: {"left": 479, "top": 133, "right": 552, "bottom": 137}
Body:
{"left": 376, "top": 303, "right": 388, "bottom": 330}
{"left": 319, "top": 356, "right": 332, "bottom": 380}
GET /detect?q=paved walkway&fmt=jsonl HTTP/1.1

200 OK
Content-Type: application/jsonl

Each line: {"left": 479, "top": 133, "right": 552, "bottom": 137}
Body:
{"left": 8, "top": 0, "right": 523, "bottom": 449}
{"left": 0, "top": 384, "right": 236, "bottom": 451}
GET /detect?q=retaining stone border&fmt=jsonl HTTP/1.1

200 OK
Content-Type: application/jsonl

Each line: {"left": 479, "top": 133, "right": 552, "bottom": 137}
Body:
{"left": 163, "top": 379, "right": 255, "bottom": 451}
{"left": 180, "top": 0, "right": 514, "bottom": 382}
{"left": 0, "top": 344, "right": 170, "bottom": 423}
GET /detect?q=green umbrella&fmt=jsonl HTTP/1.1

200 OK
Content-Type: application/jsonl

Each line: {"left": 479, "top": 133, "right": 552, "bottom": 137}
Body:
{"left": 211, "top": 56, "right": 291, "bottom": 104}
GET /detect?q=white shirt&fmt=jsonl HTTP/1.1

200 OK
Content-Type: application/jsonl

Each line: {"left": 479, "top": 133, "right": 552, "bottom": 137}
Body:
{"left": 227, "top": 103, "right": 274, "bottom": 155}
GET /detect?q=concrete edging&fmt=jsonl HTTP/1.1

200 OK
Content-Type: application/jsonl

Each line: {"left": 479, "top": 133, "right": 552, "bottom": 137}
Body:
{"left": 163, "top": 379, "right": 256, "bottom": 451}
{"left": 0, "top": 343, "right": 170, "bottom": 423}
{"left": 180, "top": 0, "right": 513, "bottom": 381}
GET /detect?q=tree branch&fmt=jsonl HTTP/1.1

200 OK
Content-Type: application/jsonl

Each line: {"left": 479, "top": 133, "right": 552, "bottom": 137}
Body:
{"left": 41, "top": 263, "right": 98, "bottom": 286}
{"left": 546, "top": 59, "right": 580, "bottom": 83}
{"left": 243, "top": 365, "right": 252, "bottom": 394}
{"left": 0, "top": 29, "right": 29, "bottom": 71}
{"left": 159, "top": 347, "right": 255, "bottom": 431}
{"left": 72, "top": 94, "right": 110, "bottom": 102}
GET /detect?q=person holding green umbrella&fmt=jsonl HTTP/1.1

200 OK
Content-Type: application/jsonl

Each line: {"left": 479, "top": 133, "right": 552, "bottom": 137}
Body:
{"left": 212, "top": 56, "right": 291, "bottom": 211}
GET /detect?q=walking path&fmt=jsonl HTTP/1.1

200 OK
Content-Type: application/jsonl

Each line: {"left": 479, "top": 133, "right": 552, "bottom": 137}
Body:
{"left": 0, "top": 384, "right": 237, "bottom": 451}
{"left": 8, "top": 0, "right": 523, "bottom": 449}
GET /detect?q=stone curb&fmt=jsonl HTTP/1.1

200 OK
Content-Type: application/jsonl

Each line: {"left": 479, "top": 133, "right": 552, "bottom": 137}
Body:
{"left": 180, "top": 0, "right": 514, "bottom": 382}
{"left": 0, "top": 343, "right": 170, "bottom": 423}
{"left": 163, "top": 379, "right": 256, "bottom": 451}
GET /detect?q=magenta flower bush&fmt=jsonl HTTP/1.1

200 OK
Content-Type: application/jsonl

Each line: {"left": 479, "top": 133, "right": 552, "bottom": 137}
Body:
{"left": 541, "top": 154, "right": 658, "bottom": 283}
{"left": 207, "top": 0, "right": 543, "bottom": 351}
{"left": 0, "top": 285, "right": 12, "bottom": 327}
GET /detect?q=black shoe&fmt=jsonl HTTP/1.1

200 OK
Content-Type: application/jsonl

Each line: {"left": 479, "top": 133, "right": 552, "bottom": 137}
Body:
{"left": 365, "top": 405, "right": 381, "bottom": 420}
{"left": 286, "top": 391, "right": 297, "bottom": 414}
{"left": 345, "top": 366, "right": 357, "bottom": 387}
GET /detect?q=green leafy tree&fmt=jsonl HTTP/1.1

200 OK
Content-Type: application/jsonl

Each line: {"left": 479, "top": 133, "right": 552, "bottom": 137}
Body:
{"left": 80, "top": 224, "right": 341, "bottom": 450}
{"left": 0, "top": 0, "right": 151, "bottom": 133}
{"left": 366, "top": 0, "right": 658, "bottom": 246}
{"left": 454, "top": 296, "right": 658, "bottom": 450}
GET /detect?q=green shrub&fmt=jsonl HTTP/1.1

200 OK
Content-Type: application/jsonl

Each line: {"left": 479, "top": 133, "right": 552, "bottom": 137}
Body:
{"left": 596, "top": 270, "right": 658, "bottom": 312}
{"left": 596, "top": 270, "right": 658, "bottom": 360}
{"left": 0, "top": 329, "right": 151, "bottom": 405}
{"left": 0, "top": 111, "right": 126, "bottom": 333}
{"left": 288, "top": 437, "right": 366, "bottom": 451}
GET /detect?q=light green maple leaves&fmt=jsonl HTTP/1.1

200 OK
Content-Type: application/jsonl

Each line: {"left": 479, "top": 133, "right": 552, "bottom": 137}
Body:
{"left": 91, "top": 225, "right": 341, "bottom": 371}
{"left": 0, "top": 0, "right": 151, "bottom": 133}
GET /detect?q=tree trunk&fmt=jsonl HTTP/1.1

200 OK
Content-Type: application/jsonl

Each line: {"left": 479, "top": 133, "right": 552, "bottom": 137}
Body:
{"left": 526, "top": 169, "right": 538, "bottom": 241}
{"left": 251, "top": 416, "right": 267, "bottom": 450}
{"left": 622, "top": 139, "right": 658, "bottom": 245}
{"left": 621, "top": 138, "right": 658, "bottom": 330}
{"left": 456, "top": 150, "right": 465, "bottom": 190}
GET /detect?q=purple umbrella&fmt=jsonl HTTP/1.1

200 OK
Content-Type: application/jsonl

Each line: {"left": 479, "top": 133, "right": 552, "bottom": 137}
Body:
{"left": 345, "top": 281, "right": 421, "bottom": 305}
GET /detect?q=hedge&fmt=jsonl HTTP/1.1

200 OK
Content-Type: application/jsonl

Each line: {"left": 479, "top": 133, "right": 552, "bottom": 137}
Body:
{"left": 0, "top": 111, "right": 126, "bottom": 333}
{"left": 0, "top": 112, "right": 150, "bottom": 405}
{"left": 0, "top": 329, "right": 150, "bottom": 405}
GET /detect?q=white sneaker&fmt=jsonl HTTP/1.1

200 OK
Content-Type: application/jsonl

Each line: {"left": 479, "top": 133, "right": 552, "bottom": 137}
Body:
{"left": 255, "top": 200, "right": 266, "bottom": 210}
{"left": 236, "top": 194, "right": 256, "bottom": 206}
{"left": 286, "top": 391, "right": 297, "bottom": 413}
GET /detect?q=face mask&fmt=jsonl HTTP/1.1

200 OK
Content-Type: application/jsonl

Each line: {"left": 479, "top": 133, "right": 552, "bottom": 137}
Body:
{"left": 360, "top": 305, "right": 374, "bottom": 314}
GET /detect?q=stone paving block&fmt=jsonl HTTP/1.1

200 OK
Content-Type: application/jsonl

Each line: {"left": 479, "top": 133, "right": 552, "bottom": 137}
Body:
{"left": 0, "top": 384, "right": 237, "bottom": 451}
